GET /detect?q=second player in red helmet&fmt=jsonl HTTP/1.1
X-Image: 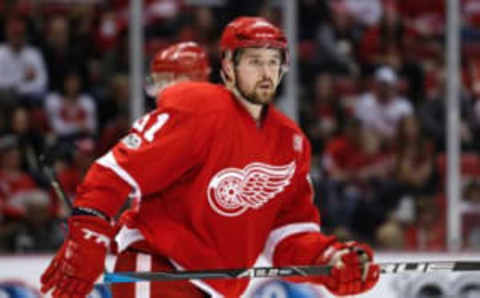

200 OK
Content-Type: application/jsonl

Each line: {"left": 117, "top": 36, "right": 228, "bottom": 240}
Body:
{"left": 41, "top": 17, "right": 380, "bottom": 298}
{"left": 145, "top": 41, "right": 211, "bottom": 103}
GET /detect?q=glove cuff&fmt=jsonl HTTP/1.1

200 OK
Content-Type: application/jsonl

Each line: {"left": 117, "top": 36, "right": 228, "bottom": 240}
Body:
{"left": 68, "top": 215, "right": 115, "bottom": 249}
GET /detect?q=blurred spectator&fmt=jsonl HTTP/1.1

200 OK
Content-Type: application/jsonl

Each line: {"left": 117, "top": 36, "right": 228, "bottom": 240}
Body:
{"left": 397, "top": 0, "right": 445, "bottom": 37}
{"left": 41, "top": 15, "right": 85, "bottom": 92}
{"left": 0, "top": 212, "right": 20, "bottom": 251}
{"left": 222, "top": 0, "right": 266, "bottom": 23}
{"left": 0, "top": 135, "right": 41, "bottom": 219}
{"left": 359, "top": 1, "right": 426, "bottom": 104}
{"left": 464, "top": 180, "right": 480, "bottom": 204}
{"left": 463, "top": 0, "right": 480, "bottom": 29}
{"left": 177, "top": 7, "right": 218, "bottom": 47}
{"left": 69, "top": 3, "right": 96, "bottom": 56}
{"left": 94, "top": 11, "right": 124, "bottom": 53}
{"left": 0, "top": 135, "right": 56, "bottom": 252}
{"left": 319, "top": 119, "right": 395, "bottom": 234}
{"left": 343, "top": 0, "right": 382, "bottom": 26}
{"left": 462, "top": 180, "right": 480, "bottom": 250}
{"left": 9, "top": 106, "right": 47, "bottom": 176}
{"left": 354, "top": 66, "right": 413, "bottom": 143}
{"left": 376, "top": 219, "right": 405, "bottom": 249}
{"left": 359, "top": 2, "right": 417, "bottom": 67}
{"left": 404, "top": 196, "right": 446, "bottom": 251}
{"left": 0, "top": 16, "right": 47, "bottom": 106}
{"left": 302, "top": 72, "right": 345, "bottom": 155}
{"left": 97, "top": 74, "right": 130, "bottom": 155}
{"left": 298, "top": 0, "right": 330, "bottom": 40}
{"left": 319, "top": 120, "right": 364, "bottom": 231}
{"left": 469, "top": 61, "right": 480, "bottom": 149}
{"left": 464, "top": 213, "right": 480, "bottom": 250}
{"left": 85, "top": 58, "right": 109, "bottom": 105}
{"left": 10, "top": 191, "right": 63, "bottom": 252}
{"left": 145, "top": 0, "right": 185, "bottom": 25}
{"left": 102, "top": 29, "right": 129, "bottom": 76}
{"left": 419, "top": 67, "right": 475, "bottom": 151}
{"left": 394, "top": 115, "right": 436, "bottom": 196}
{"left": 45, "top": 70, "right": 97, "bottom": 139}
{"left": 313, "top": 0, "right": 363, "bottom": 74}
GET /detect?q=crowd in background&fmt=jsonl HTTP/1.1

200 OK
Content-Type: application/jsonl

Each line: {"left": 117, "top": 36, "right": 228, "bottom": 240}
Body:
{"left": 0, "top": 0, "right": 480, "bottom": 253}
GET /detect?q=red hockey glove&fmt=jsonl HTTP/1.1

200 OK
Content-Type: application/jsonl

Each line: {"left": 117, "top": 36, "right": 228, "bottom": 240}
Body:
{"left": 40, "top": 215, "right": 114, "bottom": 298}
{"left": 314, "top": 241, "right": 380, "bottom": 296}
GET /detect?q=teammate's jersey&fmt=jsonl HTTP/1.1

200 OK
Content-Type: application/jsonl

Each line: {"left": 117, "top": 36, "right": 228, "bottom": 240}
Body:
{"left": 75, "top": 82, "right": 321, "bottom": 297}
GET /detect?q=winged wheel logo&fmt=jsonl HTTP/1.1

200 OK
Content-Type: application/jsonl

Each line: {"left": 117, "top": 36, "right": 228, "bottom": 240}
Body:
{"left": 207, "top": 162, "right": 296, "bottom": 217}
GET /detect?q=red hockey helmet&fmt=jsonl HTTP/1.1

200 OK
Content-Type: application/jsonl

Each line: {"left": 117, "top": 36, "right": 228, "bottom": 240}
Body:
{"left": 220, "top": 17, "right": 289, "bottom": 71}
{"left": 220, "top": 17, "right": 287, "bottom": 52}
{"left": 150, "top": 41, "right": 211, "bottom": 80}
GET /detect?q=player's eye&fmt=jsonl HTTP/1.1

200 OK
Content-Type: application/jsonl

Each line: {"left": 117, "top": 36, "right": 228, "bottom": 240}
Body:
{"left": 249, "top": 59, "right": 262, "bottom": 66}
{"left": 269, "top": 59, "right": 281, "bottom": 67}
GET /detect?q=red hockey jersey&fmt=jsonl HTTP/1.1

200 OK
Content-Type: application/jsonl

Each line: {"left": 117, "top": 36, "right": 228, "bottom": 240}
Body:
{"left": 75, "top": 82, "right": 327, "bottom": 297}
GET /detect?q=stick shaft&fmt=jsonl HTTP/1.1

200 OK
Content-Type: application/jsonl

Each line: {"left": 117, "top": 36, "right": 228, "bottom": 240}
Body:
{"left": 103, "top": 261, "right": 480, "bottom": 284}
{"left": 39, "top": 154, "right": 73, "bottom": 210}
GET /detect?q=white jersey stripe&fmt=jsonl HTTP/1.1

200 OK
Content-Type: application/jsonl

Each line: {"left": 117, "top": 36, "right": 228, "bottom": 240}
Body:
{"left": 115, "top": 225, "right": 145, "bottom": 253}
{"left": 135, "top": 253, "right": 152, "bottom": 298}
{"left": 96, "top": 151, "right": 142, "bottom": 200}
{"left": 263, "top": 222, "right": 320, "bottom": 264}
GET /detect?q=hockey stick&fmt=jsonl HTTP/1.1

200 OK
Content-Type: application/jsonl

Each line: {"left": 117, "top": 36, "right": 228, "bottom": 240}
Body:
{"left": 39, "top": 153, "right": 72, "bottom": 210}
{"left": 103, "top": 261, "right": 480, "bottom": 283}
{"left": 39, "top": 150, "right": 132, "bottom": 219}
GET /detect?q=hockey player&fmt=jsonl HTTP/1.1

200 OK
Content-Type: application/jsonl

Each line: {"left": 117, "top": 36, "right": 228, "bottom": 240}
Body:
{"left": 117, "top": 41, "right": 211, "bottom": 213}
{"left": 145, "top": 41, "right": 211, "bottom": 105}
{"left": 40, "top": 17, "right": 380, "bottom": 298}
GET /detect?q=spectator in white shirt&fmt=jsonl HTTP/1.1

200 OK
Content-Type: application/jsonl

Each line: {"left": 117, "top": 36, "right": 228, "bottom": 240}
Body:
{"left": 0, "top": 16, "right": 48, "bottom": 105}
{"left": 354, "top": 66, "right": 413, "bottom": 142}
{"left": 45, "top": 70, "right": 97, "bottom": 139}
{"left": 344, "top": 0, "right": 382, "bottom": 26}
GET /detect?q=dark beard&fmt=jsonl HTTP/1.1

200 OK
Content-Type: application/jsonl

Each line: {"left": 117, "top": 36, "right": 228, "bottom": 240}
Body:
{"left": 235, "top": 82, "right": 271, "bottom": 106}
{"left": 234, "top": 68, "right": 275, "bottom": 106}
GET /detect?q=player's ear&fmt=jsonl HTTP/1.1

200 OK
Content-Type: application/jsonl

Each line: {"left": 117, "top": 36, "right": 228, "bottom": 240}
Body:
{"left": 221, "top": 58, "right": 235, "bottom": 86}
{"left": 224, "top": 59, "right": 234, "bottom": 79}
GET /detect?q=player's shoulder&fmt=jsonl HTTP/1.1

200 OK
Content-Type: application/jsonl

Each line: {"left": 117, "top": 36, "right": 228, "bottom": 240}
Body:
{"left": 270, "top": 106, "right": 306, "bottom": 137}
{"left": 158, "top": 82, "right": 233, "bottom": 114}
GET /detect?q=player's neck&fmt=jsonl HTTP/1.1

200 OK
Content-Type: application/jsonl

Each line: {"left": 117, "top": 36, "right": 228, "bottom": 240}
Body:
{"left": 227, "top": 84, "right": 264, "bottom": 121}
{"left": 236, "top": 95, "right": 263, "bottom": 121}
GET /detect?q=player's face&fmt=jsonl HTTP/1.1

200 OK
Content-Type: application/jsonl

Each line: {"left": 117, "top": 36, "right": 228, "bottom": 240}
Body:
{"left": 234, "top": 48, "right": 282, "bottom": 105}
